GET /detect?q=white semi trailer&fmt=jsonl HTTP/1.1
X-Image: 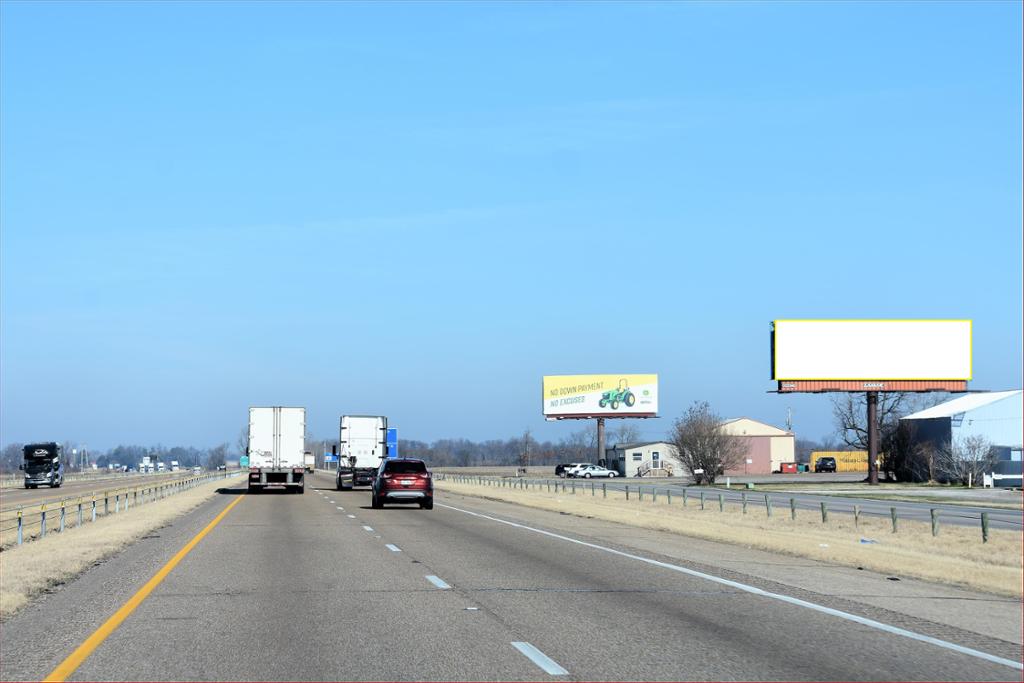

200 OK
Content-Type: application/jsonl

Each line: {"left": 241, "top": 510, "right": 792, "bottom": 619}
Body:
{"left": 247, "top": 406, "right": 306, "bottom": 494}
{"left": 336, "top": 415, "right": 387, "bottom": 490}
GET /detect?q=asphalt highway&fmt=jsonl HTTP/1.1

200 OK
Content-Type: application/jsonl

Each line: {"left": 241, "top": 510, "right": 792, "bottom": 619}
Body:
{"left": 2, "top": 471, "right": 1020, "bottom": 681}
{"left": 0, "top": 470, "right": 202, "bottom": 510}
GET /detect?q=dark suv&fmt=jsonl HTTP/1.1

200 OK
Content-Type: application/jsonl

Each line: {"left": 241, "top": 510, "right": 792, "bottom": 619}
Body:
{"left": 371, "top": 459, "right": 433, "bottom": 509}
{"left": 815, "top": 457, "right": 837, "bottom": 473}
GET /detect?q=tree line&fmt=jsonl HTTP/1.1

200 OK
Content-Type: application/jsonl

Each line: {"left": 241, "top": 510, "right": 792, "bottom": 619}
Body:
{"left": 2, "top": 391, "right": 997, "bottom": 484}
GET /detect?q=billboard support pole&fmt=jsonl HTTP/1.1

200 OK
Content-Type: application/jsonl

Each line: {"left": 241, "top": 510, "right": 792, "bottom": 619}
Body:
{"left": 866, "top": 391, "right": 879, "bottom": 485}
{"left": 596, "top": 417, "right": 605, "bottom": 466}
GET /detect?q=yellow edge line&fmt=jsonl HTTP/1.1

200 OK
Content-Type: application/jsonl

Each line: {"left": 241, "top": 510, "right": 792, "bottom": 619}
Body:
{"left": 44, "top": 493, "right": 246, "bottom": 682}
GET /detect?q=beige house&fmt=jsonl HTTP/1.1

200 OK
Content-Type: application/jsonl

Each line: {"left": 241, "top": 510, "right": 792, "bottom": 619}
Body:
{"left": 718, "top": 418, "right": 795, "bottom": 475}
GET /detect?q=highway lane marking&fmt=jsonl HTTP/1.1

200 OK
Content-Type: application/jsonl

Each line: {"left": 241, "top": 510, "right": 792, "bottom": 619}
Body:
{"left": 512, "top": 642, "right": 568, "bottom": 676}
{"left": 438, "top": 503, "right": 1024, "bottom": 672}
{"left": 425, "top": 575, "right": 451, "bottom": 589}
{"left": 362, "top": 525, "right": 374, "bottom": 532}
{"left": 44, "top": 494, "right": 247, "bottom": 682}
{"left": 347, "top": 514, "right": 356, "bottom": 518}
{"left": 336, "top": 506, "right": 344, "bottom": 510}
{"left": 385, "top": 544, "right": 402, "bottom": 552}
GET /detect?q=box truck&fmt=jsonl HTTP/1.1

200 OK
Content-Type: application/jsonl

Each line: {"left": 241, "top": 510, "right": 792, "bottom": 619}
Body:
{"left": 247, "top": 406, "right": 306, "bottom": 494}
{"left": 336, "top": 415, "right": 387, "bottom": 490}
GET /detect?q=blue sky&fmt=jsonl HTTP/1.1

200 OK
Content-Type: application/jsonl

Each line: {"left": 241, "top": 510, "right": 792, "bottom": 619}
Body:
{"left": 2, "top": 1, "right": 1021, "bottom": 450}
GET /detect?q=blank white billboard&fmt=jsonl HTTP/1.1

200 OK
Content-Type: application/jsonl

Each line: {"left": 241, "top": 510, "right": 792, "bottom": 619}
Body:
{"left": 773, "top": 320, "right": 971, "bottom": 380}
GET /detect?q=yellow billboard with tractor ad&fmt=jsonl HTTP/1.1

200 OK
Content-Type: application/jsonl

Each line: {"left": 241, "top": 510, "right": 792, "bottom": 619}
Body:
{"left": 542, "top": 374, "right": 658, "bottom": 418}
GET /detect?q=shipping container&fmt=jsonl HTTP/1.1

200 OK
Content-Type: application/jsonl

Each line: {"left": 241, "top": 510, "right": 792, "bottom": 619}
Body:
{"left": 810, "top": 451, "right": 872, "bottom": 473}
{"left": 779, "top": 462, "right": 797, "bottom": 474}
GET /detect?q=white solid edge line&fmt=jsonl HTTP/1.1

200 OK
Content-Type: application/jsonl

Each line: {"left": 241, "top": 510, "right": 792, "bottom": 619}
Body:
{"left": 425, "top": 575, "right": 451, "bottom": 589}
{"left": 385, "top": 544, "right": 402, "bottom": 552}
{"left": 512, "top": 642, "right": 569, "bottom": 676}
{"left": 438, "top": 503, "right": 1023, "bottom": 672}
{"left": 362, "top": 525, "right": 374, "bottom": 532}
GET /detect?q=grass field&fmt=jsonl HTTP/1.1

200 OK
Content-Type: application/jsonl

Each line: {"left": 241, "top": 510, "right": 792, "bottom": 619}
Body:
{"left": 436, "top": 478, "right": 1023, "bottom": 598}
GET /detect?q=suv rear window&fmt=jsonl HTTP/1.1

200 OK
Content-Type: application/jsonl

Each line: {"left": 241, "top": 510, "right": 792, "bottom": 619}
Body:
{"left": 384, "top": 460, "right": 427, "bottom": 474}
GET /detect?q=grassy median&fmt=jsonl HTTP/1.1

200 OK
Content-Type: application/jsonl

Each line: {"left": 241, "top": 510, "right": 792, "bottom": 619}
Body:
{"left": 436, "top": 479, "right": 1023, "bottom": 598}
{"left": 0, "top": 476, "right": 239, "bottom": 618}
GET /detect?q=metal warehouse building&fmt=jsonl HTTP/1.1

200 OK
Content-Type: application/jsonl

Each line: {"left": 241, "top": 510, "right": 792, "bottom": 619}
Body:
{"left": 900, "top": 390, "right": 1023, "bottom": 486}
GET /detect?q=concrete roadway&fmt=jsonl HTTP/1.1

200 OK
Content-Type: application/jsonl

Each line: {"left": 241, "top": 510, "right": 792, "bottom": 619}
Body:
{"left": 2, "top": 471, "right": 1020, "bottom": 681}
{"left": 508, "top": 477, "right": 1023, "bottom": 531}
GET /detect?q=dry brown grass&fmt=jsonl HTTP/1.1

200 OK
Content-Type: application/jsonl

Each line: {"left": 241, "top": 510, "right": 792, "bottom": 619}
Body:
{"left": 0, "top": 476, "right": 238, "bottom": 618}
{"left": 436, "top": 479, "right": 1023, "bottom": 598}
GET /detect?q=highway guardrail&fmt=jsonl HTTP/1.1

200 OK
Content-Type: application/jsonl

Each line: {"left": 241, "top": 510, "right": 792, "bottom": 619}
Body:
{"left": 435, "top": 473, "right": 1022, "bottom": 543}
{"left": 1, "top": 470, "right": 241, "bottom": 549}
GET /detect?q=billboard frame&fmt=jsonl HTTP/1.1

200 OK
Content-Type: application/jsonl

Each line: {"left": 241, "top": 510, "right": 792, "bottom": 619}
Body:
{"left": 770, "top": 320, "right": 971, "bottom": 393}
{"left": 768, "top": 320, "right": 974, "bottom": 486}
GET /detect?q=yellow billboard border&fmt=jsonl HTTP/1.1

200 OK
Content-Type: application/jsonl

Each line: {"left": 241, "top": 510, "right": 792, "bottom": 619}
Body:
{"left": 772, "top": 319, "right": 972, "bottom": 381}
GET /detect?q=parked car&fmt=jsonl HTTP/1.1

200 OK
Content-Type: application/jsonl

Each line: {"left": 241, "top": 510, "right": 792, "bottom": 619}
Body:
{"left": 815, "top": 457, "right": 837, "bottom": 473}
{"left": 573, "top": 464, "right": 618, "bottom": 478}
{"left": 371, "top": 459, "right": 433, "bottom": 509}
{"left": 555, "top": 462, "right": 589, "bottom": 478}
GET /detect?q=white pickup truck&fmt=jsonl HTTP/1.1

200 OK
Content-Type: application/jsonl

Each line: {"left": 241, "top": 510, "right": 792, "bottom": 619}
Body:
{"left": 247, "top": 406, "right": 306, "bottom": 494}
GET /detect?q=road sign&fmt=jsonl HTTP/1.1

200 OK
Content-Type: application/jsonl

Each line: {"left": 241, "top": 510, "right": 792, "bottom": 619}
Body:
{"left": 324, "top": 455, "right": 338, "bottom": 463}
{"left": 386, "top": 428, "right": 398, "bottom": 458}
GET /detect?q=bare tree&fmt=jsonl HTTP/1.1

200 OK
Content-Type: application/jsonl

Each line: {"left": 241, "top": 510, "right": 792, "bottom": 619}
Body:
{"left": 236, "top": 426, "right": 248, "bottom": 457}
{"left": 934, "top": 435, "right": 995, "bottom": 486}
{"left": 670, "top": 401, "right": 745, "bottom": 485}
{"left": 831, "top": 393, "right": 912, "bottom": 451}
{"left": 0, "top": 443, "right": 23, "bottom": 475}
{"left": 561, "top": 429, "right": 593, "bottom": 463}
{"left": 612, "top": 422, "right": 641, "bottom": 446}
{"left": 206, "top": 443, "right": 228, "bottom": 470}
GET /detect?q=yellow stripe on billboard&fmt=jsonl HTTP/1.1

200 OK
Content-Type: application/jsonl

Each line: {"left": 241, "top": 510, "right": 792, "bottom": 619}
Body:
{"left": 542, "top": 374, "right": 658, "bottom": 418}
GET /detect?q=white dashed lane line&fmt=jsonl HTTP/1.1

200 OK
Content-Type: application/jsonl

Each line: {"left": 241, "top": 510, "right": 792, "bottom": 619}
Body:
{"left": 425, "top": 575, "right": 450, "bottom": 590}
{"left": 385, "top": 544, "right": 401, "bottom": 552}
{"left": 512, "top": 642, "right": 568, "bottom": 676}
{"left": 346, "top": 514, "right": 356, "bottom": 519}
{"left": 362, "top": 525, "right": 374, "bottom": 532}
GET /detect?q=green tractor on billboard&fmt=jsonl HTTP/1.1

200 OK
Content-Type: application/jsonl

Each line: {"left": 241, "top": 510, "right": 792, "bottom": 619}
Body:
{"left": 599, "top": 378, "right": 636, "bottom": 410}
